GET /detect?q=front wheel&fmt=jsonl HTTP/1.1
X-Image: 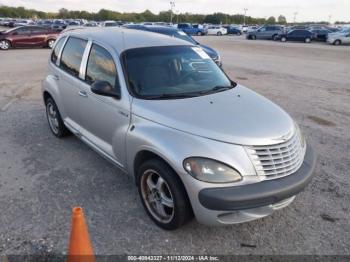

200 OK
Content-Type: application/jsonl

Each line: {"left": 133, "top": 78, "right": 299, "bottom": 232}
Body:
{"left": 217, "top": 31, "right": 222, "bottom": 36}
{"left": 197, "top": 31, "right": 202, "bottom": 36}
{"left": 0, "top": 40, "right": 11, "bottom": 50}
{"left": 281, "top": 37, "right": 287, "bottom": 42}
{"left": 137, "top": 159, "right": 193, "bottom": 230}
{"left": 251, "top": 35, "right": 256, "bottom": 40}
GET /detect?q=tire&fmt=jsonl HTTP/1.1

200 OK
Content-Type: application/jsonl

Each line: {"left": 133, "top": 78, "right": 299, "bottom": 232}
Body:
{"left": 0, "top": 40, "right": 11, "bottom": 50}
{"left": 237, "top": 32, "right": 241, "bottom": 36}
{"left": 334, "top": 40, "right": 341, "bottom": 46}
{"left": 305, "top": 37, "right": 311, "bottom": 43}
{"left": 217, "top": 31, "right": 222, "bottom": 36}
{"left": 281, "top": 37, "right": 287, "bottom": 42}
{"left": 251, "top": 35, "right": 256, "bottom": 40}
{"left": 47, "top": 39, "right": 56, "bottom": 49}
{"left": 197, "top": 32, "right": 201, "bottom": 36}
{"left": 272, "top": 34, "right": 278, "bottom": 41}
{"left": 137, "top": 158, "right": 193, "bottom": 230}
{"left": 45, "top": 97, "right": 70, "bottom": 138}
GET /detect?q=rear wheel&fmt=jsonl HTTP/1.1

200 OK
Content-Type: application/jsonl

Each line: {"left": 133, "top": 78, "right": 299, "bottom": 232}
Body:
{"left": 45, "top": 97, "right": 70, "bottom": 138}
{"left": 251, "top": 35, "right": 256, "bottom": 40}
{"left": 197, "top": 31, "right": 202, "bottom": 36}
{"left": 217, "top": 31, "right": 222, "bottom": 36}
{"left": 281, "top": 37, "right": 287, "bottom": 42}
{"left": 305, "top": 37, "right": 311, "bottom": 43}
{"left": 334, "top": 40, "right": 341, "bottom": 46}
{"left": 272, "top": 34, "right": 278, "bottom": 41}
{"left": 0, "top": 40, "right": 11, "bottom": 50}
{"left": 137, "top": 159, "right": 193, "bottom": 230}
{"left": 47, "top": 39, "right": 56, "bottom": 49}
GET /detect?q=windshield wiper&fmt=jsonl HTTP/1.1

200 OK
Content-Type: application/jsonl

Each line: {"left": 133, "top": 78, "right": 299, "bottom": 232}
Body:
{"left": 144, "top": 93, "right": 197, "bottom": 100}
{"left": 198, "top": 84, "right": 234, "bottom": 95}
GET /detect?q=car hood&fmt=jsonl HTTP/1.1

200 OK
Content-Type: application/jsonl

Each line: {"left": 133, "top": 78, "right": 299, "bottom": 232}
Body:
{"left": 131, "top": 85, "right": 295, "bottom": 146}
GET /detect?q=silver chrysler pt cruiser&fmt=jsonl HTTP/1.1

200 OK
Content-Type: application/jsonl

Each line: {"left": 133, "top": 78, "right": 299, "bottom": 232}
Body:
{"left": 42, "top": 28, "right": 316, "bottom": 230}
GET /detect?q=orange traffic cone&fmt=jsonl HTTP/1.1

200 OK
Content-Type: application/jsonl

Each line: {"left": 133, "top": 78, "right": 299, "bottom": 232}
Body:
{"left": 68, "top": 207, "right": 95, "bottom": 262}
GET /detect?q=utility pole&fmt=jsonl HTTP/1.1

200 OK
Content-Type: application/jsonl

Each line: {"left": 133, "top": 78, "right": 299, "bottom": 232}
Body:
{"left": 293, "top": 12, "right": 298, "bottom": 24}
{"left": 170, "top": 1, "right": 175, "bottom": 24}
{"left": 243, "top": 8, "right": 248, "bottom": 25}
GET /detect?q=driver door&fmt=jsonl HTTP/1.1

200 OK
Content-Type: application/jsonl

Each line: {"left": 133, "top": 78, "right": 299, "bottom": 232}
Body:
{"left": 77, "top": 43, "right": 130, "bottom": 166}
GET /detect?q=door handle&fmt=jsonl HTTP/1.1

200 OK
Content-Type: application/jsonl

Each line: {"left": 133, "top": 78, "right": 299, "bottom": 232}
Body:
{"left": 53, "top": 75, "right": 59, "bottom": 81}
{"left": 78, "top": 90, "right": 88, "bottom": 97}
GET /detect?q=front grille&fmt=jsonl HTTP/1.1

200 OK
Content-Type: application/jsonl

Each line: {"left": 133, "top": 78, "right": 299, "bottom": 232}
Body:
{"left": 245, "top": 132, "right": 305, "bottom": 179}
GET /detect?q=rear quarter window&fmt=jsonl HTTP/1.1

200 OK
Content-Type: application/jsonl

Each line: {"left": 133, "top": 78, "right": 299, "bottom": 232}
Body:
{"left": 60, "top": 37, "right": 87, "bottom": 78}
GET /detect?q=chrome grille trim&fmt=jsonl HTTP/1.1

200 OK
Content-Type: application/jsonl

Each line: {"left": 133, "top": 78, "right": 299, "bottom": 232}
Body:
{"left": 245, "top": 132, "right": 306, "bottom": 179}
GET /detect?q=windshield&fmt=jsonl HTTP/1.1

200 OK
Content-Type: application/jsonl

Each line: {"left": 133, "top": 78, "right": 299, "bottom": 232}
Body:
{"left": 123, "top": 46, "right": 233, "bottom": 99}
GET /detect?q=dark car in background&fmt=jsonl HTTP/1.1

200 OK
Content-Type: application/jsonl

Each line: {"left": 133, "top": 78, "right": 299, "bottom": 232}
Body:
{"left": 223, "top": 26, "right": 242, "bottom": 35}
{"left": 0, "top": 26, "right": 58, "bottom": 50}
{"left": 123, "top": 24, "right": 222, "bottom": 66}
{"left": 247, "top": 25, "right": 284, "bottom": 40}
{"left": 310, "top": 29, "right": 331, "bottom": 41}
{"left": 277, "top": 29, "right": 316, "bottom": 43}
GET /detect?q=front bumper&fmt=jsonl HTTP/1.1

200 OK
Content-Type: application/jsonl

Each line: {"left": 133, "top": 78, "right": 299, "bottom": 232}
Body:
{"left": 195, "top": 144, "right": 316, "bottom": 225}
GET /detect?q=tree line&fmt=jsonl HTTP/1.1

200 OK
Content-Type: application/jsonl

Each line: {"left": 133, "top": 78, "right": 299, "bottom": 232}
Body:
{"left": 0, "top": 5, "right": 347, "bottom": 25}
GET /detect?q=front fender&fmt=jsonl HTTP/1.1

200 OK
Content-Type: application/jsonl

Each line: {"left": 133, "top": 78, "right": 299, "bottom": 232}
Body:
{"left": 126, "top": 115, "right": 257, "bottom": 181}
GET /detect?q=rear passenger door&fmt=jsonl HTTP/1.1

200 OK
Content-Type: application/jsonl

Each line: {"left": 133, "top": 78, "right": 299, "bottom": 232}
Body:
{"left": 76, "top": 43, "right": 130, "bottom": 166}
{"left": 57, "top": 37, "right": 88, "bottom": 132}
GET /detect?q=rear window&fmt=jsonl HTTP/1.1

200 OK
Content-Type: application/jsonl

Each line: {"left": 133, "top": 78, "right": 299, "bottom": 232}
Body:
{"left": 60, "top": 37, "right": 87, "bottom": 78}
{"left": 51, "top": 36, "right": 66, "bottom": 64}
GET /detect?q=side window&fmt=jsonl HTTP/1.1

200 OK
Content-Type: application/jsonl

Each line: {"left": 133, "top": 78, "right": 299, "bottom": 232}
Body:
{"left": 51, "top": 37, "right": 66, "bottom": 64}
{"left": 60, "top": 37, "right": 87, "bottom": 78}
{"left": 15, "top": 27, "right": 31, "bottom": 35}
{"left": 85, "top": 44, "right": 117, "bottom": 88}
{"left": 31, "top": 27, "right": 46, "bottom": 34}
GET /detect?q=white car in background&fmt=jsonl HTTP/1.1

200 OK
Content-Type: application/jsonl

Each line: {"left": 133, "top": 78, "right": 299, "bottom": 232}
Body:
{"left": 207, "top": 26, "right": 227, "bottom": 36}
{"left": 327, "top": 28, "right": 350, "bottom": 45}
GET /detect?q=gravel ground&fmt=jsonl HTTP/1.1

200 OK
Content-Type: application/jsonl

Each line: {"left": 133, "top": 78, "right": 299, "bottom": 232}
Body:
{"left": 0, "top": 36, "right": 349, "bottom": 256}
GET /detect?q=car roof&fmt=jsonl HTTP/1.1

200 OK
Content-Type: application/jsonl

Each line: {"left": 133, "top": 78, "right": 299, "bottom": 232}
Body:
{"left": 61, "top": 27, "right": 192, "bottom": 54}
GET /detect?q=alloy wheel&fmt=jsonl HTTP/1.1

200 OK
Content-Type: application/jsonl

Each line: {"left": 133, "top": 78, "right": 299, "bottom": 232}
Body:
{"left": 0, "top": 40, "right": 10, "bottom": 50}
{"left": 140, "top": 169, "right": 174, "bottom": 223}
{"left": 48, "top": 40, "right": 55, "bottom": 49}
{"left": 46, "top": 101, "right": 59, "bottom": 134}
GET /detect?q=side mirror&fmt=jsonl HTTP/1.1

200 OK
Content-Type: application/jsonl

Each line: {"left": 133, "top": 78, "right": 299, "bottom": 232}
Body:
{"left": 91, "top": 80, "right": 120, "bottom": 98}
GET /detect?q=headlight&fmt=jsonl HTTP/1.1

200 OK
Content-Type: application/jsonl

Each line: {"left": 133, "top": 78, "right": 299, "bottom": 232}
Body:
{"left": 183, "top": 158, "right": 242, "bottom": 183}
{"left": 295, "top": 122, "right": 306, "bottom": 148}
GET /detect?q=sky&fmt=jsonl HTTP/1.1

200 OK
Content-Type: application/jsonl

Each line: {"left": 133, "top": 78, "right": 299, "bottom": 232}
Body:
{"left": 0, "top": 0, "right": 349, "bottom": 22}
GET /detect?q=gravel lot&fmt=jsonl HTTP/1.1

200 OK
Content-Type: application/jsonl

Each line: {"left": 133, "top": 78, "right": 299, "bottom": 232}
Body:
{"left": 0, "top": 35, "right": 349, "bottom": 256}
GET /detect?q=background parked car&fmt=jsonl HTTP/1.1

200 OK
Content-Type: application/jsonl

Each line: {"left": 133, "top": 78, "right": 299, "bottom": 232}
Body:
{"left": 223, "top": 25, "right": 242, "bottom": 35}
{"left": 207, "top": 25, "right": 227, "bottom": 36}
{"left": 247, "top": 25, "right": 284, "bottom": 40}
{"left": 123, "top": 24, "right": 222, "bottom": 66}
{"left": 177, "top": 23, "right": 206, "bottom": 36}
{"left": 101, "top": 20, "right": 119, "bottom": 27}
{"left": 310, "top": 29, "right": 331, "bottom": 42}
{"left": 0, "top": 26, "right": 58, "bottom": 50}
{"left": 327, "top": 28, "right": 350, "bottom": 45}
{"left": 277, "top": 29, "right": 316, "bottom": 43}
